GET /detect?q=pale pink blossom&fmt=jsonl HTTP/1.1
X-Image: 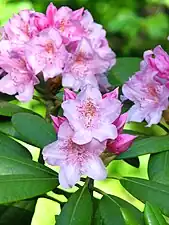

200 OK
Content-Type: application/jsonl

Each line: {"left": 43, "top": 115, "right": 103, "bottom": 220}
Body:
{"left": 25, "top": 28, "right": 68, "bottom": 81}
{"left": 107, "top": 113, "right": 136, "bottom": 154}
{"left": 141, "top": 46, "right": 169, "bottom": 88}
{"left": 62, "top": 38, "right": 110, "bottom": 91}
{"left": 43, "top": 120, "right": 107, "bottom": 188}
{"left": 62, "top": 85, "right": 122, "bottom": 145}
{"left": 3, "top": 10, "right": 42, "bottom": 43}
{"left": 122, "top": 67, "right": 169, "bottom": 126}
{"left": 0, "top": 40, "right": 38, "bottom": 102}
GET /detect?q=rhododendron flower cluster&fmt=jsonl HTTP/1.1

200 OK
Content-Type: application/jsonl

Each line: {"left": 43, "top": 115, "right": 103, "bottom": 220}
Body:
{"left": 122, "top": 45, "right": 169, "bottom": 126}
{"left": 43, "top": 86, "right": 136, "bottom": 188}
{"left": 0, "top": 3, "right": 115, "bottom": 101}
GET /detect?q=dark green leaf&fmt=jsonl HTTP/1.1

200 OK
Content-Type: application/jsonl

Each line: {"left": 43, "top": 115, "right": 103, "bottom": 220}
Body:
{"left": 0, "top": 93, "right": 15, "bottom": 102}
{"left": 93, "top": 199, "right": 104, "bottom": 225}
{"left": 124, "top": 158, "right": 140, "bottom": 168}
{"left": 117, "top": 136, "right": 169, "bottom": 159}
{"left": 99, "top": 194, "right": 144, "bottom": 225}
{"left": 120, "top": 177, "right": 169, "bottom": 216}
{"left": 108, "top": 57, "right": 141, "bottom": 85}
{"left": 0, "top": 132, "right": 31, "bottom": 159}
{"left": 0, "top": 101, "right": 36, "bottom": 117}
{"left": 0, "top": 199, "right": 37, "bottom": 225}
{"left": 0, "top": 143, "right": 58, "bottom": 203}
{"left": 12, "top": 113, "right": 56, "bottom": 148}
{"left": 148, "top": 151, "right": 169, "bottom": 185}
{"left": 57, "top": 185, "right": 92, "bottom": 225}
{"left": 99, "top": 195, "right": 125, "bottom": 225}
{"left": 144, "top": 202, "right": 168, "bottom": 225}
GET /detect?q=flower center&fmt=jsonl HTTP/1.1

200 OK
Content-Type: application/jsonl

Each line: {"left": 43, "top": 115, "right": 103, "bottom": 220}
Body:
{"left": 45, "top": 41, "right": 55, "bottom": 54}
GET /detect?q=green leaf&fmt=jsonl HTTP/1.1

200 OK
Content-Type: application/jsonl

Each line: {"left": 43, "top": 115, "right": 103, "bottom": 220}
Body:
{"left": 0, "top": 143, "right": 58, "bottom": 203}
{"left": 0, "top": 101, "right": 35, "bottom": 117}
{"left": 0, "top": 199, "right": 37, "bottom": 225}
{"left": 120, "top": 177, "right": 169, "bottom": 216}
{"left": 144, "top": 202, "right": 168, "bottom": 225}
{"left": 0, "top": 93, "right": 15, "bottom": 101}
{"left": 57, "top": 185, "right": 92, "bottom": 225}
{"left": 117, "top": 136, "right": 169, "bottom": 159}
{"left": 99, "top": 194, "right": 144, "bottom": 225}
{"left": 108, "top": 57, "right": 141, "bottom": 85}
{"left": 0, "top": 132, "right": 31, "bottom": 159}
{"left": 148, "top": 151, "right": 169, "bottom": 185}
{"left": 99, "top": 195, "right": 125, "bottom": 225}
{"left": 12, "top": 113, "right": 56, "bottom": 148}
{"left": 93, "top": 199, "right": 104, "bottom": 225}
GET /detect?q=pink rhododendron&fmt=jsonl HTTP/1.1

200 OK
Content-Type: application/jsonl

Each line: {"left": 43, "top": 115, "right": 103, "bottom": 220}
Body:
{"left": 43, "top": 120, "right": 107, "bottom": 188}
{"left": 0, "top": 3, "right": 115, "bottom": 100}
{"left": 0, "top": 40, "right": 38, "bottom": 102}
{"left": 62, "top": 38, "right": 111, "bottom": 91}
{"left": 107, "top": 113, "right": 137, "bottom": 154}
{"left": 62, "top": 85, "right": 122, "bottom": 144}
{"left": 140, "top": 45, "right": 169, "bottom": 88}
{"left": 25, "top": 28, "right": 68, "bottom": 81}
{"left": 122, "top": 66, "right": 169, "bottom": 126}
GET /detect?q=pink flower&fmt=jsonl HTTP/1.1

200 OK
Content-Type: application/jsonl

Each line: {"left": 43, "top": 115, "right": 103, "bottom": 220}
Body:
{"left": 43, "top": 120, "right": 107, "bottom": 188}
{"left": 107, "top": 113, "right": 136, "bottom": 154}
{"left": 3, "top": 10, "right": 42, "bottom": 43}
{"left": 62, "top": 38, "right": 110, "bottom": 91}
{"left": 25, "top": 28, "right": 68, "bottom": 81}
{"left": 140, "top": 46, "right": 169, "bottom": 88}
{"left": 122, "top": 67, "right": 169, "bottom": 126}
{"left": 62, "top": 85, "right": 122, "bottom": 145}
{"left": 0, "top": 40, "right": 38, "bottom": 102}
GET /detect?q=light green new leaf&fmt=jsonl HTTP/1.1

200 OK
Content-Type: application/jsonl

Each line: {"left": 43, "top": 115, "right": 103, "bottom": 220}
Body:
{"left": 117, "top": 136, "right": 169, "bottom": 159}
{"left": 144, "top": 202, "right": 168, "bottom": 225}
{"left": 57, "top": 185, "right": 92, "bottom": 225}
{"left": 12, "top": 113, "right": 56, "bottom": 148}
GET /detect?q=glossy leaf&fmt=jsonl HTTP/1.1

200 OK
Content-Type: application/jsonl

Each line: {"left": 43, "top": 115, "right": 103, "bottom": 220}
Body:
{"left": 0, "top": 132, "right": 31, "bottom": 159}
{"left": 120, "top": 177, "right": 169, "bottom": 216}
{"left": 0, "top": 199, "right": 37, "bottom": 225}
{"left": 148, "top": 151, "right": 169, "bottom": 185}
{"left": 144, "top": 202, "right": 167, "bottom": 225}
{"left": 117, "top": 136, "right": 169, "bottom": 159}
{"left": 108, "top": 57, "right": 141, "bottom": 85}
{"left": 99, "top": 195, "right": 144, "bottom": 225}
{"left": 12, "top": 113, "right": 56, "bottom": 148}
{"left": 0, "top": 144, "right": 58, "bottom": 203}
{"left": 0, "top": 101, "right": 35, "bottom": 117}
{"left": 57, "top": 185, "right": 92, "bottom": 225}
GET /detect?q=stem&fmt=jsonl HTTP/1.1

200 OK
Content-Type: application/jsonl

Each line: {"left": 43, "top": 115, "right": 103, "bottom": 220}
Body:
{"left": 158, "top": 123, "right": 169, "bottom": 133}
{"left": 43, "top": 194, "right": 64, "bottom": 205}
{"left": 38, "top": 149, "right": 44, "bottom": 164}
{"left": 33, "top": 95, "right": 45, "bottom": 104}
{"left": 52, "top": 188, "right": 71, "bottom": 199}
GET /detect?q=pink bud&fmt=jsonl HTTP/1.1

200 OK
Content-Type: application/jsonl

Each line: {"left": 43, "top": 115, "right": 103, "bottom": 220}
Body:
{"left": 63, "top": 88, "right": 77, "bottom": 101}
{"left": 46, "top": 2, "right": 57, "bottom": 26}
{"left": 71, "top": 8, "right": 84, "bottom": 20}
{"left": 51, "top": 115, "right": 66, "bottom": 132}
{"left": 107, "top": 134, "right": 137, "bottom": 155}
{"left": 103, "top": 87, "right": 119, "bottom": 99}
{"left": 113, "top": 113, "right": 128, "bottom": 133}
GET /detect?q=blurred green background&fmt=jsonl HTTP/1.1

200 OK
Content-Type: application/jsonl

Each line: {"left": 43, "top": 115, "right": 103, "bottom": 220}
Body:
{"left": 1, "top": 0, "right": 169, "bottom": 56}
{"left": 0, "top": 0, "right": 169, "bottom": 224}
